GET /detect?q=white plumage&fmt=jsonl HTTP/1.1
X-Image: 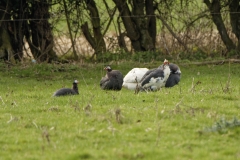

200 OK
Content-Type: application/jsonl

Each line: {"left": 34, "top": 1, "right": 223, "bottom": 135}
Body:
{"left": 123, "top": 60, "right": 181, "bottom": 91}
{"left": 122, "top": 68, "right": 149, "bottom": 90}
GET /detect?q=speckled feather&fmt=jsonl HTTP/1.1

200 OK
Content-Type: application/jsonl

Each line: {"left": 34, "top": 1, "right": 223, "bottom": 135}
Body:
{"left": 100, "top": 66, "right": 123, "bottom": 90}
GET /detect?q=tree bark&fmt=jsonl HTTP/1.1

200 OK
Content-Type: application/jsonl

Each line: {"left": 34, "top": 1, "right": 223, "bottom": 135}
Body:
{"left": 0, "top": 3, "right": 15, "bottom": 63}
{"left": 132, "top": 0, "right": 154, "bottom": 50}
{"left": 146, "top": 0, "right": 156, "bottom": 48}
{"left": 82, "top": 0, "right": 106, "bottom": 56}
{"left": 0, "top": 26, "right": 15, "bottom": 63}
{"left": 229, "top": 0, "right": 240, "bottom": 50}
{"left": 113, "top": 0, "right": 155, "bottom": 51}
{"left": 113, "top": 0, "right": 142, "bottom": 51}
{"left": 0, "top": 0, "right": 57, "bottom": 63}
{"left": 29, "top": 1, "right": 57, "bottom": 62}
{"left": 81, "top": 22, "right": 97, "bottom": 50}
{"left": 204, "top": 0, "right": 236, "bottom": 51}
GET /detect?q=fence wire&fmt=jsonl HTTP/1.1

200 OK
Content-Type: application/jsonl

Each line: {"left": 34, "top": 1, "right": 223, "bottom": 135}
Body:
{"left": 0, "top": 7, "right": 238, "bottom": 59}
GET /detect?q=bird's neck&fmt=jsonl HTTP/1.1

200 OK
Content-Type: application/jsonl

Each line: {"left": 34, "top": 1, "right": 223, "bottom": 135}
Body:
{"left": 164, "top": 66, "right": 171, "bottom": 77}
{"left": 73, "top": 84, "right": 79, "bottom": 93}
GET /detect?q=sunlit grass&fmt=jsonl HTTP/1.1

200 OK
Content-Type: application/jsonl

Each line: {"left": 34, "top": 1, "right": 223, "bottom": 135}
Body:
{"left": 0, "top": 61, "right": 240, "bottom": 160}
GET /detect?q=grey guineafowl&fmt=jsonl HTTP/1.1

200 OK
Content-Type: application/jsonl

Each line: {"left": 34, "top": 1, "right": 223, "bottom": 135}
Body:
{"left": 159, "top": 63, "right": 181, "bottom": 87}
{"left": 166, "top": 63, "right": 181, "bottom": 87}
{"left": 139, "top": 59, "right": 171, "bottom": 91}
{"left": 53, "top": 80, "right": 79, "bottom": 97}
{"left": 100, "top": 65, "right": 123, "bottom": 90}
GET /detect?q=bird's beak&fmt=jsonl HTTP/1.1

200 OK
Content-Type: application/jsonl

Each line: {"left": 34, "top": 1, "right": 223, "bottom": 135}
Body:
{"left": 176, "top": 70, "right": 181, "bottom": 74}
{"left": 163, "top": 59, "right": 169, "bottom": 65}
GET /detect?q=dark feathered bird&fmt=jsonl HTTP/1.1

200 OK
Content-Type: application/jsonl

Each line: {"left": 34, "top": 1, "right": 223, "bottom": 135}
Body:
{"left": 139, "top": 59, "right": 171, "bottom": 91}
{"left": 100, "top": 65, "right": 123, "bottom": 90}
{"left": 53, "top": 80, "right": 79, "bottom": 97}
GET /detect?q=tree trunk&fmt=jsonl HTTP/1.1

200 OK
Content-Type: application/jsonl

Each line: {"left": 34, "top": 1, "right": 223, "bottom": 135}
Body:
{"left": 229, "top": 0, "right": 240, "bottom": 50}
{"left": 81, "top": 22, "right": 97, "bottom": 49}
{"left": 28, "top": 1, "right": 57, "bottom": 62}
{"left": 146, "top": 0, "right": 156, "bottom": 48}
{"left": 113, "top": 0, "right": 141, "bottom": 51}
{"left": 132, "top": 0, "right": 154, "bottom": 50}
{"left": 204, "top": 0, "right": 236, "bottom": 51}
{"left": 81, "top": 0, "right": 106, "bottom": 57}
{"left": 0, "top": 0, "right": 57, "bottom": 63}
{"left": 113, "top": 0, "right": 155, "bottom": 51}
{"left": 0, "top": 3, "right": 16, "bottom": 63}
{"left": 0, "top": 25, "right": 15, "bottom": 63}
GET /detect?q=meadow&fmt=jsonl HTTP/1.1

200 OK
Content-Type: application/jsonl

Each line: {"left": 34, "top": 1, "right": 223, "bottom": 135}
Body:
{"left": 0, "top": 60, "right": 240, "bottom": 160}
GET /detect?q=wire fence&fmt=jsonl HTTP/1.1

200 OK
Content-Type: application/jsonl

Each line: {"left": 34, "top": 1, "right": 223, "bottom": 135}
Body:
{"left": 1, "top": 4, "right": 238, "bottom": 60}
{"left": 52, "top": 15, "right": 233, "bottom": 59}
{"left": 1, "top": 11, "right": 240, "bottom": 22}
{"left": 17, "top": 16, "right": 231, "bottom": 60}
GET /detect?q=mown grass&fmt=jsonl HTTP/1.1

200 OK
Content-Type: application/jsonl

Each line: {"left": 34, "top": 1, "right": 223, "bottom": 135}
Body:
{"left": 0, "top": 60, "right": 240, "bottom": 160}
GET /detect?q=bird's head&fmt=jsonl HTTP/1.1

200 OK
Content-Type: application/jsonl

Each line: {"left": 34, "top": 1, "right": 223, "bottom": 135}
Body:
{"left": 73, "top": 80, "right": 79, "bottom": 84}
{"left": 104, "top": 65, "right": 112, "bottom": 72}
{"left": 162, "top": 59, "right": 170, "bottom": 71}
{"left": 163, "top": 59, "right": 169, "bottom": 65}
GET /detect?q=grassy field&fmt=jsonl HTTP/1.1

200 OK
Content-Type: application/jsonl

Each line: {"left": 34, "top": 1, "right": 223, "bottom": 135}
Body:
{"left": 0, "top": 60, "right": 240, "bottom": 160}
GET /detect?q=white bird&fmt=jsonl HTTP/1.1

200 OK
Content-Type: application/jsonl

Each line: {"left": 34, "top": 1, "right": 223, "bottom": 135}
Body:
{"left": 122, "top": 61, "right": 181, "bottom": 91}
{"left": 122, "top": 68, "right": 149, "bottom": 90}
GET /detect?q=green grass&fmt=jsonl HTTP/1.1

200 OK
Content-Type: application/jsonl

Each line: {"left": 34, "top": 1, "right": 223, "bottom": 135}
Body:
{"left": 0, "top": 61, "right": 240, "bottom": 160}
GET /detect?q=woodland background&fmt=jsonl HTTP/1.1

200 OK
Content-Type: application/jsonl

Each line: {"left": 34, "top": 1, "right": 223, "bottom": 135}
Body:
{"left": 1, "top": 0, "right": 240, "bottom": 63}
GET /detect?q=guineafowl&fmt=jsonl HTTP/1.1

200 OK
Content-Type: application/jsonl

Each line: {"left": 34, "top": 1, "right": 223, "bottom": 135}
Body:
{"left": 122, "top": 68, "right": 149, "bottom": 90}
{"left": 138, "top": 59, "right": 171, "bottom": 91}
{"left": 122, "top": 62, "right": 181, "bottom": 91}
{"left": 159, "top": 63, "right": 181, "bottom": 87}
{"left": 53, "top": 80, "right": 79, "bottom": 97}
{"left": 100, "top": 65, "right": 123, "bottom": 90}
